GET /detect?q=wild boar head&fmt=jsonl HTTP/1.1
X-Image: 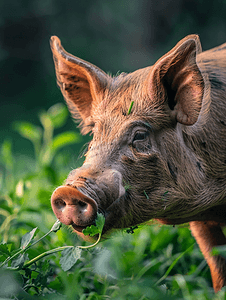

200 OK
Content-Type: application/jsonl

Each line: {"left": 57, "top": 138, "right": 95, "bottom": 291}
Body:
{"left": 50, "top": 35, "right": 210, "bottom": 239}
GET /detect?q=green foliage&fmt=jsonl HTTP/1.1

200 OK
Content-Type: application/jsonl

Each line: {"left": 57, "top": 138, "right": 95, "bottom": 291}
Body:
{"left": 0, "top": 216, "right": 102, "bottom": 272}
{"left": 0, "top": 104, "right": 225, "bottom": 299}
{"left": 21, "top": 228, "right": 38, "bottom": 249}
{"left": 13, "top": 103, "right": 80, "bottom": 167}
{"left": 60, "top": 247, "right": 82, "bottom": 272}
{"left": 83, "top": 213, "right": 105, "bottom": 237}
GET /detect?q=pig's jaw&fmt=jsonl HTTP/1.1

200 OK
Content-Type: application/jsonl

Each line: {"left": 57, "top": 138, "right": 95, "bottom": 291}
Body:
{"left": 69, "top": 193, "right": 128, "bottom": 240}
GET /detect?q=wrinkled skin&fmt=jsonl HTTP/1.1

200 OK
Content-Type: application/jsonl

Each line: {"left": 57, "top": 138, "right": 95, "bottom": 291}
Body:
{"left": 50, "top": 35, "right": 226, "bottom": 292}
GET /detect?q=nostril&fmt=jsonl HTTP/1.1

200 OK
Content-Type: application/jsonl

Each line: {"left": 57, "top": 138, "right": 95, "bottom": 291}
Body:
{"left": 54, "top": 198, "right": 87, "bottom": 211}
{"left": 78, "top": 200, "right": 87, "bottom": 208}
{"left": 54, "top": 198, "right": 66, "bottom": 211}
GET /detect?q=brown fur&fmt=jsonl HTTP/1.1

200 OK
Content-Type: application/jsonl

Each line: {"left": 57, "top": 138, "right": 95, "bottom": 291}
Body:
{"left": 51, "top": 35, "right": 226, "bottom": 292}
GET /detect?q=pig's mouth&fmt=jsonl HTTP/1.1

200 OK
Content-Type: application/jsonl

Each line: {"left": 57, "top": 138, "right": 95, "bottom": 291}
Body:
{"left": 71, "top": 223, "right": 89, "bottom": 233}
{"left": 51, "top": 179, "right": 128, "bottom": 238}
{"left": 71, "top": 205, "right": 107, "bottom": 233}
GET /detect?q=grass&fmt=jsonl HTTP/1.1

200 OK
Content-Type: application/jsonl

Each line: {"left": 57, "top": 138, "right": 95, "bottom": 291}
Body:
{"left": 0, "top": 103, "right": 225, "bottom": 299}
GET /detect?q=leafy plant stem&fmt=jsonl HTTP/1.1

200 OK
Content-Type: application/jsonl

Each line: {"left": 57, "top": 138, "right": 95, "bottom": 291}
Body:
{"left": 41, "top": 115, "right": 54, "bottom": 150}
{"left": 0, "top": 220, "right": 61, "bottom": 268}
{"left": 23, "top": 232, "right": 102, "bottom": 268}
{"left": 0, "top": 247, "right": 24, "bottom": 268}
{"left": 26, "top": 230, "right": 52, "bottom": 250}
{"left": 23, "top": 246, "right": 74, "bottom": 268}
{"left": 78, "top": 233, "right": 102, "bottom": 249}
{"left": 33, "top": 140, "right": 41, "bottom": 164}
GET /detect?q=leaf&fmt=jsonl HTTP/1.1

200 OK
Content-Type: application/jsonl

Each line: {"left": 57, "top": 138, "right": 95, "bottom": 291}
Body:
{"left": 127, "top": 101, "right": 134, "bottom": 115}
{"left": 21, "top": 227, "right": 38, "bottom": 249}
{"left": 82, "top": 225, "right": 100, "bottom": 237}
{"left": 50, "top": 220, "right": 62, "bottom": 233}
{"left": 11, "top": 253, "right": 29, "bottom": 269}
{"left": 83, "top": 213, "right": 105, "bottom": 237}
{"left": 39, "top": 111, "right": 53, "bottom": 130}
{"left": 51, "top": 132, "right": 80, "bottom": 152}
{"left": 143, "top": 190, "right": 149, "bottom": 199}
{"left": 47, "top": 103, "right": 68, "bottom": 128}
{"left": 95, "top": 213, "right": 105, "bottom": 233}
{"left": 1, "top": 139, "right": 13, "bottom": 169}
{"left": 0, "top": 243, "right": 11, "bottom": 258}
{"left": 60, "top": 247, "right": 82, "bottom": 271}
{"left": 13, "top": 122, "right": 42, "bottom": 143}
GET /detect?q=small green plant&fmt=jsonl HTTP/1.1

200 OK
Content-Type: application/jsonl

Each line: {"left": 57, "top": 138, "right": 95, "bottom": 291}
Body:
{"left": 0, "top": 213, "right": 105, "bottom": 272}
{"left": 13, "top": 103, "right": 80, "bottom": 167}
{"left": 60, "top": 213, "right": 105, "bottom": 271}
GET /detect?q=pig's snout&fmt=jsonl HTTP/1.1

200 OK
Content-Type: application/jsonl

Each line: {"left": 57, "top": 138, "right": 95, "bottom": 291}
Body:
{"left": 51, "top": 186, "right": 98, "bottom": 230}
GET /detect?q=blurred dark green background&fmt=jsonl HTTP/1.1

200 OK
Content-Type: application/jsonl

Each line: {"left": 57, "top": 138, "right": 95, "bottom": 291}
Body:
{"left": 1, "top": 0, "right": 226, "bottom": 157}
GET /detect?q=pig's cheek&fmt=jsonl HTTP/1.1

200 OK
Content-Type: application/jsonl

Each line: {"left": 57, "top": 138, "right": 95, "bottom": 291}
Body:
{"left": 104, "top": 197, "right": 128, "bottom": 227}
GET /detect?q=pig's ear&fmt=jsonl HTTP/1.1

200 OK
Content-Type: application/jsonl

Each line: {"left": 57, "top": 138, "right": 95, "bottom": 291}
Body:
{"left": 50, "top": 36, "right": 108, "bottom": 129}
{"left": 148, "top": 35, "right": 205, "bottom": 125}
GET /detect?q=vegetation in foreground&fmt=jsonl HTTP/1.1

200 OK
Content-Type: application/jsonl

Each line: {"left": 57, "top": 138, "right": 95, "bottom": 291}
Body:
{"left": 0, "top": 104, "right": 225, "bottom": 299}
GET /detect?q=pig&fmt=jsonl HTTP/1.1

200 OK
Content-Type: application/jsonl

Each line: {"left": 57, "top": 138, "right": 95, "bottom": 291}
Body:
{"left": 50, "top": 34, "right": 226, "bottom": 292}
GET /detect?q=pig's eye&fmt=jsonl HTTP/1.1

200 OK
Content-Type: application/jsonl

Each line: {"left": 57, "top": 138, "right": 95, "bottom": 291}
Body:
{"left": 134, "top": 132, "right": 147, "bottom": 140}
{"left": 132, "top": 131, "right": 150, "bottom": 149}
{"left": 133, "top": 131, "right": 149, "bottom": 141}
